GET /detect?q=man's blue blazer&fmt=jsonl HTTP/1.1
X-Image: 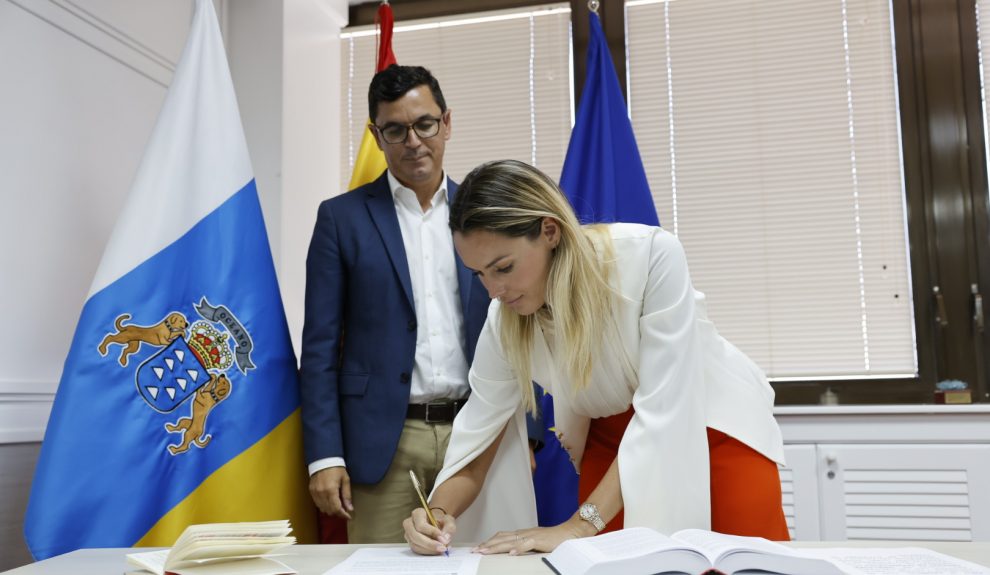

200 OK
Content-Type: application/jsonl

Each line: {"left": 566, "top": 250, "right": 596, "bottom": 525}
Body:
{"left": 299, "top": 172, "right": 492, "bottom": 485}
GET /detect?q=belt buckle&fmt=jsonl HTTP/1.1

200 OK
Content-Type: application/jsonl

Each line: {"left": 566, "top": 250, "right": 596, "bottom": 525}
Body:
{"left": 424, "top": 401, "right": 447, "bottom": 424}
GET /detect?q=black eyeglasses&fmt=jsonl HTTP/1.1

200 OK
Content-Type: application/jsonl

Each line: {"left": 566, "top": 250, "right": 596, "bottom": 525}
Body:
{"left": 374, "top": 116, "right": 444, "bottom": 144}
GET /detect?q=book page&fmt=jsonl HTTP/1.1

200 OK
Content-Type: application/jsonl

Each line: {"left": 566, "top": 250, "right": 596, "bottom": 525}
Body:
{"left": 127, "top": 551, "right": 295, "bottom": 575}
{"left": 174, "top": 522, "right": 291, "bottom": 547}
{"left": 576, "top": 527, "right": 685, "bottom": 561}
{"left": 126, "top": 549, "right": 169, "bottom": 575}
{"left": 173, "top": 522, "right": 290, "bottom": 544}
{"left": 322, "top": 547, "right": 480, "bottom": 575}
{"left": 544, "top": 527, "right": 711, "bottom": 575}
{"left": 172, "top": 557, "right": 295, "bottom": 575}
{"left": 181, "top": 521, "right": 292, "bottom": 534}
{"left": 672, "top": 528, "right": 798, "bottom": 564}
{"left": 800, "top": 547, "right": 990, "bottom": 575}
{"left": 178, "top": 540, "right": 296, "bottom": 560}
{"left": 169, "top": 520, "right": 295, "bottom": 564}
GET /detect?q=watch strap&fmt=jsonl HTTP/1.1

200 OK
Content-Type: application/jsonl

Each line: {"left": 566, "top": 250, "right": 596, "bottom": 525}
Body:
{"left": 579, "top": 503, "right": 606, "bottom": 532}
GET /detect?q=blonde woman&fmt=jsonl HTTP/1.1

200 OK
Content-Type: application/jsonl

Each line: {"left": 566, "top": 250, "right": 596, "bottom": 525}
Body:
{"left": 403, "top": 160, "right": 787, "bottom": 555}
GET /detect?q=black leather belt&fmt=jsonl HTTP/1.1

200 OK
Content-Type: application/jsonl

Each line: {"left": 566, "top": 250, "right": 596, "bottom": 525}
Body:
{"left": 407, "top": 400, "right": 465, "bottom": 423}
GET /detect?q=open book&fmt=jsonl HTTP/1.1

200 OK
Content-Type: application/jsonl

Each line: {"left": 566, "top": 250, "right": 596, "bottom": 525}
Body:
{"left": 543, "top": 527, "right": 844, "bottom": 575}
{"left": 126, "top": 520, "right": 296, "bottom": 575}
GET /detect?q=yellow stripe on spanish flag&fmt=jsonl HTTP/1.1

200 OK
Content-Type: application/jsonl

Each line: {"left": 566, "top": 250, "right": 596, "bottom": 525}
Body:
{"left": 348, "top": 126, "right": 388, "bottom": 190}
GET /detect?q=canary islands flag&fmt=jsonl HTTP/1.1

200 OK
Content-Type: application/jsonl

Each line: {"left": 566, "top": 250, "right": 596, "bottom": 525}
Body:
{"left": 533, "top": 10, "right": 659, "bottom": 527}
{"left": 24, "top": 0, "right": 314, "bottom": 559}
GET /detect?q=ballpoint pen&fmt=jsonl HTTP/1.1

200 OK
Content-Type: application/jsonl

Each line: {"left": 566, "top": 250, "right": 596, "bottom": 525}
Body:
{"left": 409, "top": 470, "right": 449, "bottom": 557}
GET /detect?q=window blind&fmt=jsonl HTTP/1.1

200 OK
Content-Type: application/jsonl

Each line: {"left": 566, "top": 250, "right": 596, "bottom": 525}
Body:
{"left": 626, "top": 0, "right": 916, "bottom": 379}
{"left": 339, "top": 4, "right": 573, "bottom": 189}
{"left": 977, "top": 1, "right": 990, "bottom": 211}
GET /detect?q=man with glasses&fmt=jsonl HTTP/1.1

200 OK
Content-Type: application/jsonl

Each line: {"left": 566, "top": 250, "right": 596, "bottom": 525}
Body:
{"left": 300, "top": 65, "right": 540, "bottom": 543}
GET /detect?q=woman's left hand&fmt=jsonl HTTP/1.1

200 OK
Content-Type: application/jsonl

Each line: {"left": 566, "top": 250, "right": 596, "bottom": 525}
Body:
{"left": 473, "top": 522, "right": 585, "bottom": 555}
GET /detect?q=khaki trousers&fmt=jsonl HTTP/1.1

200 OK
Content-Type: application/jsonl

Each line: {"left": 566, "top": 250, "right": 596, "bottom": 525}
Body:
{"left": 347, "top": 418, "right": 453, "bottom": 543}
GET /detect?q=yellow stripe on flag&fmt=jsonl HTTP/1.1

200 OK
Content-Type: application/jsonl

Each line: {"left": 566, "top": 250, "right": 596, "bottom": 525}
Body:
{"left": 135, "top": 409, "right": 317, "bottom": 545}
{"left": 349, "top": 124, "right": 387, "bottom": 190}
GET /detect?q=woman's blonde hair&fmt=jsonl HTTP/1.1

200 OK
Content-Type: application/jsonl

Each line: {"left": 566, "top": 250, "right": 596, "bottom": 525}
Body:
{"left": 450, "top": 160, "right": 614, "bottom": 413}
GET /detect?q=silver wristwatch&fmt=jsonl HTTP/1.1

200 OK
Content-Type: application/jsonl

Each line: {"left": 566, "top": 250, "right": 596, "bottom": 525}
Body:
{"left": 578, "top": 502, "right": 606, "bottom": 532}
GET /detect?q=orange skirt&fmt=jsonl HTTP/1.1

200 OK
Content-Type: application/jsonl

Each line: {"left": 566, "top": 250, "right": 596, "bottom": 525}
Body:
{"left": 577, "top": 408, "right": 789, "bottom": 540}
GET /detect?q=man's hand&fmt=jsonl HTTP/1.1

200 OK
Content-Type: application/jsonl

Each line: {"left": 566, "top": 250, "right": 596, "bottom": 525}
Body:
{"left": 309, "top": 467, "right": 353, "bottom": 519}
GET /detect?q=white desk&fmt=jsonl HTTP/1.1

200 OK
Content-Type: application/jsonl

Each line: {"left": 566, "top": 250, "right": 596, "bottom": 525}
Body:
{"left": 4, "top": 542, "right": 990, "bottom": 574}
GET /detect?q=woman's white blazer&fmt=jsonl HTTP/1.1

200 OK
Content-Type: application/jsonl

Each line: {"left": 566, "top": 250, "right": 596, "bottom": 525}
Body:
{"left": 431, "top": 223, "right": 785, "bottom": 543}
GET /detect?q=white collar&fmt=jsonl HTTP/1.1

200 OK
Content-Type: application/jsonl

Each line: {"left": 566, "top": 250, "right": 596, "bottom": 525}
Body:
{"left": 387, "top": 171, "right": 448, "bottom": 211}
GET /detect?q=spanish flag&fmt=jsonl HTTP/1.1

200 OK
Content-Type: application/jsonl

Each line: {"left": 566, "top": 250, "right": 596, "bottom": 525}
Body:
{"left": 25, "top": 0, "right": 315, "bottom": 558}
{"left": 347, "top": 1, "right": 397, "bottom": 190}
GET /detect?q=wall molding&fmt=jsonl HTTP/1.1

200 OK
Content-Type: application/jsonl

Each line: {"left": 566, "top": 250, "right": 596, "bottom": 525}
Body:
{"left": 6, "top": 0, "right": 176, "bottom": 87}
{"left": 0, "top": 393, "right": 54, "bottom": 444}
{"left": 0, "top": 378, "right": 58, "bottom": 395}
{"left": 7, "top": 394, "right": 988, "bottom": 445}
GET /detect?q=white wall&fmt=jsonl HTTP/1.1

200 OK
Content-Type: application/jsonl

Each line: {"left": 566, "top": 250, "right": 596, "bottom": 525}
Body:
{"left": 0, "top": 0, "right": 190, "bottom": 442}
{"left": 281, "top": 0, "right": 348, "bottom": 353}
{"left": 0, "top": 0, "right": 347, "bottom": 568}
{"left": 224, "top": 0, "right": 286, "bottom": 268}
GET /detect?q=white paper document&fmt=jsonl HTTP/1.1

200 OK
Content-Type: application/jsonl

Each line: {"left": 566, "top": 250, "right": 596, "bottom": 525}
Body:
{"left": 322, "top": 547, "right": 480, "bottom": 575}
{"left": 801, "top": 547, "right": 990, "bottom": 575}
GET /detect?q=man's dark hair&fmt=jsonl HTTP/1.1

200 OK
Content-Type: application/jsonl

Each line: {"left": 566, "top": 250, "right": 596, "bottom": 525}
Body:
{"left": 368, "top": 65, "right": 447, "bottom": 122}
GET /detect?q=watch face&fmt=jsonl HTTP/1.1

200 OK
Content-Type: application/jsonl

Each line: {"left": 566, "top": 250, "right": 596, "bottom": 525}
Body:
{"left": 579, "top": 503, "right": 604, "bottom": 532}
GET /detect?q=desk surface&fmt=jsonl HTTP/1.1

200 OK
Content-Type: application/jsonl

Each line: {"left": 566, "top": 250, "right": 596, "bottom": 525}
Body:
{"left": 5, "top": 541, "right": 990, "bottom": 574}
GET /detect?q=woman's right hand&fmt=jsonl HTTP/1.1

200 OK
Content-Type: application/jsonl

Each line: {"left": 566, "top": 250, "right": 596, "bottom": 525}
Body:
{"left": 404, "top": 507, "right": 456, "bottom": 555}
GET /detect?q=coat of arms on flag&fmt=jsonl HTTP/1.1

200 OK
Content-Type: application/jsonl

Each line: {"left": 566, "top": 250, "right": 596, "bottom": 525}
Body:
{"left": 97, "top": 298, "right": 255, "bottom": 455}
